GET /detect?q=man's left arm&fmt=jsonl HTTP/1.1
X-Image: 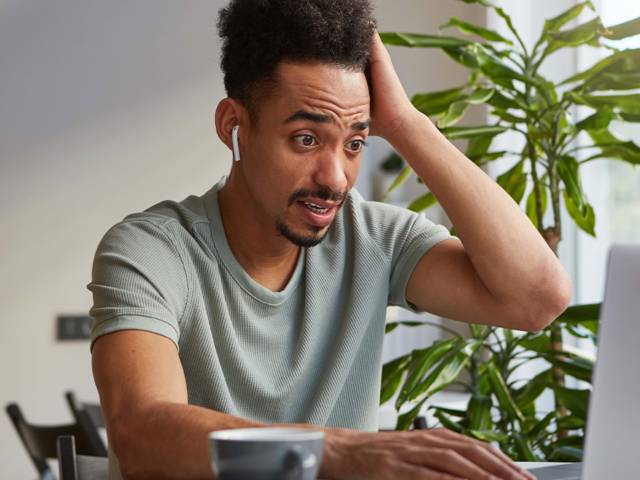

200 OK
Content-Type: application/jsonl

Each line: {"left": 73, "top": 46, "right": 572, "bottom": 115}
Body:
{"left": 368, "top": 32, "right": 572, "bottom": 332}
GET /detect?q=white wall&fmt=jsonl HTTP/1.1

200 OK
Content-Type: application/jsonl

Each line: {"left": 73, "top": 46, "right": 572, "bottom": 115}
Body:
{"left": 0, "top": 0, "right": 485, "bottom": 477}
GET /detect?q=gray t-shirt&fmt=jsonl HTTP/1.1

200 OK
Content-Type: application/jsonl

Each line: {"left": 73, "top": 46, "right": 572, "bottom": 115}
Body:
{"left": 88, "top": 176, "right": 453, "bottom": 478}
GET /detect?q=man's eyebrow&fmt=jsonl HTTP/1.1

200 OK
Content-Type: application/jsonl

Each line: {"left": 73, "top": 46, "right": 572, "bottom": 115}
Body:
{"left": 351, "top": 118, "right": 371, "bottom": 131}
{"left": 284, "top": 110, "right": 331, "bottom": 124}
{"left": 284, "top": 110, "right": 372, "bottom": 131}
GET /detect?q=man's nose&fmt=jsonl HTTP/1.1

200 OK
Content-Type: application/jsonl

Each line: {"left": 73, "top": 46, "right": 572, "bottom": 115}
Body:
{"left": 312, "top": 150, "right": 348, "bottom": 195}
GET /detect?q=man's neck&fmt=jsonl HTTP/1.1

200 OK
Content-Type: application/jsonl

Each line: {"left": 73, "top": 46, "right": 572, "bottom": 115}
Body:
{"left": 217, "top": 171, "right": 301, "bottom": 293}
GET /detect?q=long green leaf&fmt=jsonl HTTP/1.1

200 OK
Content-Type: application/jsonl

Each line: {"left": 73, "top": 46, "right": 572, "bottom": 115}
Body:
{"left": 493, "top": 7, "right": 522, "bottom": 47}
{"left": 561, "top": 48, "right": 640, "bottom": 85}
{"left": 379, "top": 32, "right": 472, "bottom": 48}
{"left": 487, "top": 90, "right": 528, "bottom": 111}
{"left": 563, "top": 190, "right": 596, "bottom": 237}
{"left": 407, "top": 192, "right": 438, "bottom": 212}
{"left": 442, "top": 46, "right": 480, "bottom": 69}
{"left": 513, "top": 433, "right": 538, "bottom": 461}
{"left": 439, "top": 100, "right": 471, "bottom": 128}
{"left": 519, "top": 332, "right": 551, "bottom": 353}
{"left": 469, "top": 395, "right": 493, "bottom": 431}
{"left": 395, "top": 396, "right": 429, "bottom": 430}
{"left": 557, "top": 303, "right": 599, "bottom": 323}
{"left": 456, "top": 0, "right": 494, "bottom": 8}
{"left": 543, "top": 1, "right": 595, "bottom": 36}
{"left": 607, "top": 16, "right": 640, "bottom": 41}
{"left": 515, "top": 369, "right": 552, "bottom": 410}
{"left": 497, "top": 159, "right": 527, "bottom": 205}
{"left": 487, "top": 363, "right": 526, "bottom": 425}
{"left": 547, "top": 17, "right": 605, "bottom": 52}
{"left": 429, "top": 406, "right": 467, "bottom": 418}
{"left": 383, "top": 165, "right": 412, "bottom": 202}
{"left": 556, "top": 414, "right": 586, "bottom": 431}
{"left": 583, "top": 72, "right": 640, "bottom": 91}
{"left": 583, "top": 94, "right": 640, "bottom": 115}
{"left": 395, "top": 339, "right": 458, "bottom": 410}
{"left": 526, "top": 173, "right": 548, "bottom": 228}
{"left": 492, "top": 108, "right": 527, "bottom": 123}
{"left": 466, "top": 136, "right": 492, "bottom": 163}
{"left": 433, "top": 409, "right": 465, "bottom": 433}
{"left": 408, "top": 339, "right": 481, "bottom": 402}
{"left": 586, "top": 141, "right": 640, "bottom": 166}
{"left": 528, "top": 411, "right": 558, "bottom": 438}
{"left": 440, "top": 125, "right": 508, "bottom": 139}
{"left": 468, "top": 87, "right": 496, "bottom": 104}
{"left": 412, "top": 86, "right": 467, "bottom": 117}
{"left": 463, "top": 429, "right": 509, "bottom": 443}
{"left": 441, "top": 17, "right": 513, "bottom": 45}
{"left": 575, "top": 106, "right": 621, "bottom": 131}
{"left": 557, "top": 155, "right": 588, "bottom": 216}
{"left": 380, "top": 354, "right": 411, "bottom": 405}
{"left": 470, "top": 45, "right": 536, "bottom": 86}
{"left": 543, "top": 355, "right": 593, "bottom": 382}
{"left": 547, "top": 384, "right": 591, "bottom": 419}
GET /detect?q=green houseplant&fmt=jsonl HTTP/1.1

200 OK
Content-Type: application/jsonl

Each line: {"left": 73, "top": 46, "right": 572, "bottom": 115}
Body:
{"left": 378, "top": 0, "right": 640, "bottom": 462}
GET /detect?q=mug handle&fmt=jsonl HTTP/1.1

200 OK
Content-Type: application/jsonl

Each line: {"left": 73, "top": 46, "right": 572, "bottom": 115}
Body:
{"left": 283, "top": 447, "right": 317, "bottom": 480}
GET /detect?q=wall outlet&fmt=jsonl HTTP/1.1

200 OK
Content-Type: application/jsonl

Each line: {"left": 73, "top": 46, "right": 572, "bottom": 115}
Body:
{"left": 57, "top": 315, "right": 94, "bottom": 340}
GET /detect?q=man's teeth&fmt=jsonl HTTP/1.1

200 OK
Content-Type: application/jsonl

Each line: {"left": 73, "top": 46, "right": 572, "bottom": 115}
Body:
{"left": 304, "top": 201, "right": 329, "bottom": 213}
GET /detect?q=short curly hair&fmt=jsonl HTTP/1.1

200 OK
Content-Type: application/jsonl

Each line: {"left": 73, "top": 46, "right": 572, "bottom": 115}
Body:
{"left": 217, "top": 0, "right": 376, "bottom": 124}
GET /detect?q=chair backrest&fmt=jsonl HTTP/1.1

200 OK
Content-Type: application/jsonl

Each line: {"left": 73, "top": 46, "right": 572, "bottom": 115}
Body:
{"left": 65, "top": 392, "right": 108, "bottom": 458}
{"left": 57, "top": 435, "right": 108, "bottom": 480}
{"left": 5, "top": 403, "right": 107, "bottom": 477}
{"left": 65, "top": 391, "right": 105, "bottom": 429}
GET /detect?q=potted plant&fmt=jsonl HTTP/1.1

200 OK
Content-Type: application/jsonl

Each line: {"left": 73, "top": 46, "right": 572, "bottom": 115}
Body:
{"left": 379, "top": 0, "right": 640, "bottom": 462}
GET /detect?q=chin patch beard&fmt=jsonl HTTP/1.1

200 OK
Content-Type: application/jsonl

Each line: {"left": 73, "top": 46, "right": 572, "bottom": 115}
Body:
{"left": 275, "top": 220, "right": 327, "bottom": 248}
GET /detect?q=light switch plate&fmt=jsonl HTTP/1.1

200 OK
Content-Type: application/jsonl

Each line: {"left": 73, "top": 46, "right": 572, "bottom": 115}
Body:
{"left": 57, "top": 315, "right": 94, "bottom": 340}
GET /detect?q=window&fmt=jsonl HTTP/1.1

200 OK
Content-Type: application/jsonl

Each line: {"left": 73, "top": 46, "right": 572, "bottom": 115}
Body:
{"left": 574, "top": 0, "right": 640, "bottom": 306}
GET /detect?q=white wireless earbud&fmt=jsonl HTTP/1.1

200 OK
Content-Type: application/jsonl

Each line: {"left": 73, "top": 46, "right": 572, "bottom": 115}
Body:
{"left": 232, "top": 125, "right": 241, "bottom": 162}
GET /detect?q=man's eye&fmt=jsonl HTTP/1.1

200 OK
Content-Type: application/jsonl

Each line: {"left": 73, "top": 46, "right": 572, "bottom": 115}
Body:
{"left": 293, "top": 135, "right": 317, "bottom": 147}
{"left": 346, "top": 140, "right": 366, "bottom": 152}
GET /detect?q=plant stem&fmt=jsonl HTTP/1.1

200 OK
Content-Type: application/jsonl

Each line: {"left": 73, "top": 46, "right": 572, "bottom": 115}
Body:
{"left": 547, "top": 156, "right": 568, "bottom": 437}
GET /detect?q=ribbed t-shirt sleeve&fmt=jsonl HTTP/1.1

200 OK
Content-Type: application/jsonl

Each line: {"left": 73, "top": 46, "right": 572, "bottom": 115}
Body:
{"left": 357, "top": 192, "right": 454, "bottom": 313}
{"left": 87, "top": 219, "right": 189, "bottom": 350}
{"left": 388, "top": 212, "right": 453, "bottom": 312}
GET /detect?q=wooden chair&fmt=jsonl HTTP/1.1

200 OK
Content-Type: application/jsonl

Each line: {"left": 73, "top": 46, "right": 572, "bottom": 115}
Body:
{"left": 5, "top": 403, "right": 107, "bottom": 478}
{"left": 57, "top": 435, "right": 108, "bottom": 480}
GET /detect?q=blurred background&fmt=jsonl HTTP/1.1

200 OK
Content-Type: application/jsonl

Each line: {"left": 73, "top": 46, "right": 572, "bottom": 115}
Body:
{"left": 1, "top": 0, "right": 639, "bottom": 477}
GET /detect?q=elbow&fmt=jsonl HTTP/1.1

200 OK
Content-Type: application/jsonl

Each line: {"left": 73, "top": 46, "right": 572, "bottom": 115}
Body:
{"left": 519, "top": 272, "right": 573, "bottom": 332}
{"left": 109, "top": 415, "right": 153, "bottom": 480}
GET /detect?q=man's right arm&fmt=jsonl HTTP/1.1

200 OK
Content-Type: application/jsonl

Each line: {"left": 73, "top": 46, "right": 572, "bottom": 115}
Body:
{"left": 93, "top": 329, "right": 267, "bottom": 479}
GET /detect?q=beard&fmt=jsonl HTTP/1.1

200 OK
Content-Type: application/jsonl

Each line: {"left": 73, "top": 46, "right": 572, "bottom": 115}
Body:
{"left": 274, "top": 186, "right": 347, "bottom": 248}
{"left": 275, "top": 220, "right": 327, "bottom": 248}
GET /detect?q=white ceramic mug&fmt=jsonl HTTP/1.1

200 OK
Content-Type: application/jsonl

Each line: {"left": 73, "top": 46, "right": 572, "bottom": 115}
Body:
{"left": 208, "top": 427, "right": 325, "bottom": 480}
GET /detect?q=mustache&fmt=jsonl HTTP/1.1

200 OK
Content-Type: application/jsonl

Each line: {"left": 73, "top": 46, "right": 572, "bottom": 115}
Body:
{"left": 288, "top": 187, "right": 347, "bottom": 207}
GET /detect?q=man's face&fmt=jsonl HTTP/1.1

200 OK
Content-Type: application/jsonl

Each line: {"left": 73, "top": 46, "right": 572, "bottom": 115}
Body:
{"left": 240, "top": 62, "right": 370, "bottom": 248}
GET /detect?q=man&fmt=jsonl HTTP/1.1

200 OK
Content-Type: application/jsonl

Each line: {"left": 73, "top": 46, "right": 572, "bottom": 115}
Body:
{"left": 89, "top": 0, "right": 571, "bottom": 478}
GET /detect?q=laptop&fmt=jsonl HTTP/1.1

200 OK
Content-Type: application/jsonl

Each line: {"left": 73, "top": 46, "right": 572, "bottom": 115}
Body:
{"left": 527, "top": 244, "right": 640, "bottom": 480}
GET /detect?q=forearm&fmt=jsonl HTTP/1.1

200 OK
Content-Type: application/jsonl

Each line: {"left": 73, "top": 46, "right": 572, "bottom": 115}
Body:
{"left": 389, "top": 112, "right": 571, "bottom": 317}
{"left": 111, "top": 401, "right": 344, "bottom": 480}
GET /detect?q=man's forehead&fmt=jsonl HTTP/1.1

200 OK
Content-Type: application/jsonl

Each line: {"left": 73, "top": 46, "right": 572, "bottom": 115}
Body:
{"left": 275, "top": 61, "right": 370, "bottom": 121}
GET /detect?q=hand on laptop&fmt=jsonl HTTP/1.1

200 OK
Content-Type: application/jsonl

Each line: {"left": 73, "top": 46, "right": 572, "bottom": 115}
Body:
{"left": 321, "top": 427, "right": 536, "bottom": 480}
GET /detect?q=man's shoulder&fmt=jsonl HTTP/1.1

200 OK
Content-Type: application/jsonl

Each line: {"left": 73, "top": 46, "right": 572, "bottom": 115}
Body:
{"left": 96, "top": 190, "right": 214, "bottom": 261}
{"left": 342, "top": 188, "right": 421, "bottom": 236}
{"left": 121, "top": 192, "right": 210, "bottom": 231}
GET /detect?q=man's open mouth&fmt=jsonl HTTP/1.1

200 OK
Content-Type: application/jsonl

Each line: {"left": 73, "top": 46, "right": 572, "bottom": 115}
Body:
{"left": 297, "top": 199, "right": 339, "bottom": 227}
{"left": 303, "top": 201, "right": 329, "bottom": 214}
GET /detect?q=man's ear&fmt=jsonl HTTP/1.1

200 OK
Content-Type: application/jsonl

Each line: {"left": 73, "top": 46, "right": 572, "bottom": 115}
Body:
{"left": 215, "top": 98, "right": 247, "bottom": 155}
